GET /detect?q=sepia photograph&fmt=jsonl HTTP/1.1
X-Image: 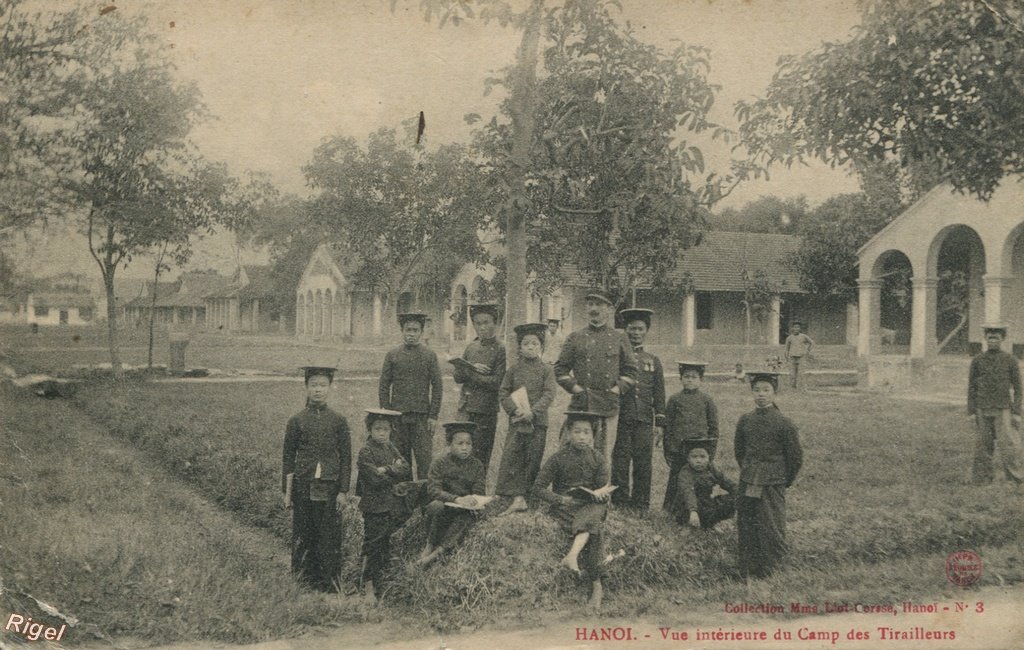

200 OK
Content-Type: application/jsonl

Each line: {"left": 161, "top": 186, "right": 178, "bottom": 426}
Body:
{"left": 1, "top": 1, "right": 1023, "bottom": 648}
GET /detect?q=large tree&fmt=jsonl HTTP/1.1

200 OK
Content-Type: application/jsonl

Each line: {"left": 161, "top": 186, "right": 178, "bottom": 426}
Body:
{"left": 737, "top": 0, "right": 1024, "bottom": 200}
{"left": 303, "top": 128, "right": 489, "bottom": 323}
{"left": 713, "top": 195, "right": 809, "bottom": 234}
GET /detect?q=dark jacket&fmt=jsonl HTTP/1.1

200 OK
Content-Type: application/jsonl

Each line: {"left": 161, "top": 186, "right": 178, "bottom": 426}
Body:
{"left": 664, "top": 389, "right": 719, "bottom": 463}
{"left": 968, "top": 349, "right": 1022, "bottom": 415}
{"left": 676, "top": 464, "right": 737, "bottom": 513}
{"left": 356, "top": 438, "right": 411, "bottom": 513}
{"left": 498, "top": 356, "right": 558, "bottom": 428}
{"left": 282, "top": 403, "right": 352, "bottom": 492}
{"left": 532, "top": 444, "right": 609, "bottom": 503}
{"left": 734, "top": 406, "right": 803, "bottom": 487}
{"left": 379, "top": 343, "right": 443, "bottom": 417}
{"left": 453, "top": 337, "right": 506, "bottom": 414}
{"left": 426, "top": 452, "right": 486, "bottom": 503}
{"left": 554, "top": 323, "right": 639, "bottom": 416}
{"left": 619, "top": 347, "right": 666, "bottom": 426}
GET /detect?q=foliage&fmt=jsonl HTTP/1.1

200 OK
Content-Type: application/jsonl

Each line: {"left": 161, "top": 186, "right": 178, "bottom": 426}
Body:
{"left": 471, "top": 0, "right": 738, "bottom": 296}
{"left": 713, "top": 195, "right": 808, "bottom": 234}
{"left": 302, "top": 128, "right": 489, "bottom": 319}
{"left": 736, "top": 0, "right": 1024, "bottom": 200}
{"left": 936, "top": 269, "right": 970, "bottom": 352}
{"left": 740, "top": 268, "right": 779, "bottom": 345}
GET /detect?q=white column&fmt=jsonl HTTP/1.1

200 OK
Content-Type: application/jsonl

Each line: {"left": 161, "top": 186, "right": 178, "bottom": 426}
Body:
{"left": 682, "top": 292, "right": 696, "bottom": 348}
{"left": 845, "top": 302, "right": 859, "bottom": 347}
{"left": 982, "top": 275, "right": 1009, "bottom": 324}
{"left": 857, "top": 279, "right": 882, "bottom": 357}
{"left": 768, "top": 296, "right": 781, "bottom": 345}
{"left": 909, "top": 276, "right": 938, "bottom": 358}
{"left": 372, "top": 292, "right": 383, "bottom": 337}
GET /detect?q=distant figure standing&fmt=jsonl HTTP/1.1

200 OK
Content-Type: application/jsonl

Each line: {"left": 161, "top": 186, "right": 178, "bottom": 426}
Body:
{"left": 554, "top": 291, "right": 639, "bottom": 463}
{"left": 784, "top": 322, "right": 814, "bottom": 389}
{"left": 379, "top": 312, "right": 443, "bottom": 480}
{"left": 453, "top": 303, "right": 506, "bottom": 474}
{"left": 967, "top": 323, "right": 1023, "bottom": 485}
{"left": 543, "top": 318, "right": 565, "bottom": 364}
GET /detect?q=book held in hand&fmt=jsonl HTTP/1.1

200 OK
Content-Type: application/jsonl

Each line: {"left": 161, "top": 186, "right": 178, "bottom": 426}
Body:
{"left": 567, "top": 484, "right": 617, "bottom": 501}
{"left": 444, "top": 495, "right": 494, "bottom": 511}
{"left": 447, "top": 356, "right": 492, "bottom": 375}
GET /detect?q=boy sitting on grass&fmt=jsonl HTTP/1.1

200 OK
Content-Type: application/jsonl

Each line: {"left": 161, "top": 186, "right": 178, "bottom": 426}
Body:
{"left": 662, "top": 361, "right": 719, "bottom": 512}
{"left": 356, "top": 408, "right": 410, "bottom": 603}
{"left": 673, "top": 439, "right": 737, "bottom": 531}
{"left": 418, "top": 422, "right": 486, "bottom": 566}
{"left": 533, "top": 411, "right": 611, "bottom": 610}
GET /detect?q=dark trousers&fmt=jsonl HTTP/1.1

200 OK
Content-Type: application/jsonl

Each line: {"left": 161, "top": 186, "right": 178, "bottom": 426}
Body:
{"left": 553, "top": 502, "right": 607, "bottom": 582}
{"left": 458, "top": 409, "right": 499, "bottom": 475}
{"left": 392, "top": 413, "right": 432, "bottom": 480}
{"left": 424, "top": 500, "right": 476, "bottom": 550}
{"left": 737, "top": 484, "right": 788, "bottom": 578}
{"left": 677, "top": 495, "right": 735, "bottom": 529}
{"left": 361, "top": 512, "right": 401, "bottom": 595}
{"left": 611, "top": 418, "right": 653, "bottom": 510}
{"left": 973, "top": 409, "right": 1023, "bottom": 484}
{"left": 291, "top": 492, "right": 344, "bottom": 592}
{"left": 495, "top": 423, "right": 548, "bottom": 497}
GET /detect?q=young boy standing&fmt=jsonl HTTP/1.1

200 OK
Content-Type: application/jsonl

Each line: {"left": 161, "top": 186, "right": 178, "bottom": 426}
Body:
{"left": 673, "top": 439, "right": 737, "bottom": 530}
{"left": 495, "top": 322, "right": 558, "bottom": 515}
{"left": 784, "top": 322, "right": 814, "bottom": 389}
{"left": 379, "top": 312, "right": 443, "bottom": 480}
{"left": 967, "top": 323, "right": 1023, "bottom": 485}
{"left": 453, "top": 303, "right": 506, "bottom": 474}
{"left": 356, "top": 408, "right": 410, "bottom": 603}
{"left": 282, "top": 366, "right": 352, "bottom": 593}
{"left": 419, "top": 422, "right": 486, "bottom": 566}
{"left": 734, "top": 371, "right": 803, "bottom": 579}
{"left": 533, "top": 411, "right": 611, "bottom": 611}
{"left": 612, "top": 308, "right": 666, "bottom": 511}
{"left": 662, "top": 361, "right": 719, "bottom": 512}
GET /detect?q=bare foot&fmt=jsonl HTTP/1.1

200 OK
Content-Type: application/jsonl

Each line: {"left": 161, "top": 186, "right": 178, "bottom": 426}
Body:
{"left": 560, "top": 554, "right": 581, "bottom": 576}
{"left": 418, "top": 545, "right": 434, "bottom": 562}
{"left": 417, "top": 548, "right": 442, "bottom": 567}
{"left": 588, "top": 580, "right": 603, "bottom": 611}
{"left": 499, "top": 497, "right": 528, "bottom": 516}
{"left": 603, "top": 548, "right": 625, "bottom": 565}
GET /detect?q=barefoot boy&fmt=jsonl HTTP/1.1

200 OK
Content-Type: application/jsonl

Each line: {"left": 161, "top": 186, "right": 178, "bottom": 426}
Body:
{"left": 282, "top": 366, "right": 351, "bottom": 593}
{"left": 533, "top": 411, "right": 610, "bottom": 610}
{"left": 419, "top": 422, "right": 486, "bottom": 566}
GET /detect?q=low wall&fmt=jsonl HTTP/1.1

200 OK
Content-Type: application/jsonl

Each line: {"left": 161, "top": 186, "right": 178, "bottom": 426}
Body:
{"left": 861, "top": 354, "right": 970, "bottom": 396}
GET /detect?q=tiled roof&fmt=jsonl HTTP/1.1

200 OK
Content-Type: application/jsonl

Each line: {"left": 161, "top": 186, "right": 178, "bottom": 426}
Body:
{"left": 33, "top": 291, "right": 97, "bottom": 309}
{"left": 127, "top": 281, "right": 179, "bottom": 308}
{"left": 237, "top": 265, "right": 275, "bottom": 300}
{"left": 561, "top": 231, "right": 803, "bottom": 293}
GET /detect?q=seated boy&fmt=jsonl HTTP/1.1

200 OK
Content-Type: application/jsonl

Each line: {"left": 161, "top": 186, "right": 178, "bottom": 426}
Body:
{"left": 418, "top": 421, "right": 486, "bottom": 566}
{"left": 532, "top": 410, "right": 611, "bottom": 610}
{"left": 673, "top": 438, "right": 736, "bottom": 531}
{"left": 356, "top": 408, "right": 410, "bottom": 603}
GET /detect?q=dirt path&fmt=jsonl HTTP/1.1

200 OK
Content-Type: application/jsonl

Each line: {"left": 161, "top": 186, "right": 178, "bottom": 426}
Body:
{"left": 134, "top": 585, "right": 1024, "bottom": 650}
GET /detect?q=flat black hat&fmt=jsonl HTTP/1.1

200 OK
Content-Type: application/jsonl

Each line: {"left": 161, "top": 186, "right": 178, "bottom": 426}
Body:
{"left": 619, "top": 308, "right": 654, "bottom": 328}
{"left": 564, "top": 410, "right": 603, "bottom": 427}
{"left": 365, "top": 408, "right": 402, "bottom": 426}
{"left": 469, "top": 303, "right": 501, "bottom": 321}
{"left": 677, "top": 360, "right": 708, "bottom": 377}
{"left": 397, "top": 312, "right": 428, "bottom": 327}
{"left": 443, "top": 421, "right": 477, "bottom": 443}
{"left": 681, "top": 437, "right": 716, "bottom": 453}
{"left": 300, "top": 366, "right": 337, "bottom": 381}
{"left": 583, "top": 290, "right": 614, "bottom": 306}
{"left": 513, "top": 322, "right": 548, "bottom": 343}
{"left": 982, "top": 321, "right": 1009, "bottom": 335}
{"left": 746, "top": 370, "right": 781, "bottom": 389}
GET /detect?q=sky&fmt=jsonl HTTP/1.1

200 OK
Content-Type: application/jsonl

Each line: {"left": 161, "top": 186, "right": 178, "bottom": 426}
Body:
{"left": 18, "top": 0, "right": 864, "bottom": 280}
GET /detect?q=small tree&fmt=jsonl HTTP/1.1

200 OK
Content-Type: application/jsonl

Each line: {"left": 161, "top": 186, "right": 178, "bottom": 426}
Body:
{"left": 740, "top": 268, "right": 780, "bottom": 346}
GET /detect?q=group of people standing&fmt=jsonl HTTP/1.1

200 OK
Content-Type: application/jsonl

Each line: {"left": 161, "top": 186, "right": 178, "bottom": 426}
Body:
{"left": 281, "top": 290, "right": 806, "bottom": 609}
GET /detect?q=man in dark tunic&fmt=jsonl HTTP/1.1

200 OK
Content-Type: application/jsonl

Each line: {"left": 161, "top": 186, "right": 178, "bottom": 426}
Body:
{"left": 379, "top": 312, "right": 443, "bottom": 479}
{"left": 282, "top": 366, "right": 351, "bottom": 592}
{"left": 611, "top": 308, "right": 666, "bottom": 511}
{"left": 734, "top": 371, "right": 803, "bottom": 579}
{"left": 453, "top": 303, "right": 506, "bottom": 475}
{"left": 967, "top": 322, "right": 1023, "bottom": 484}
{"left": 555, "top": 291, "right": 638, "bottom": 463}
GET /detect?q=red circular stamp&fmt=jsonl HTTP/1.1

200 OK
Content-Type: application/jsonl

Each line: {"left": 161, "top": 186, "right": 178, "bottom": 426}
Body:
{"left": 946, "top": 550, "right": 982, "bottom": 587}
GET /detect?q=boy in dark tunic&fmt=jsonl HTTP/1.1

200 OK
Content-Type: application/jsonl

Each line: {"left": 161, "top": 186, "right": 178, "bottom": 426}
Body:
{"left": 418, "top": 421, "right": 486, "bottom": 566}
{"left": 379, "top": 312, "right": 443, "bottom": 480}
{"left": 612, "top": 308, "right": 666, "bottom": 511}
{"left": 496, "top": 323, "right": 557, "bottom": 515}
{"left": 282, "top": 366, "right": 352, "bottom": 593}
{"left": 356, "top": 408, "right": 410, "bottom": 603}
{"left": 734, "top": 371, "right": 803, "bottom": 579}
{"left": 673, "top": 439, "right": 737, "bottom": 530}
{"left": 533, "top": 411, "right": 611, "bottom": 610}
{"left": 453, "top": 303, "right": 507, "bottom": 474}
{"left": 967, "top": 322, "right": 1023, "bottom": 484}
{"left": 662, "top": 361, "right": 719, "bottom": 511}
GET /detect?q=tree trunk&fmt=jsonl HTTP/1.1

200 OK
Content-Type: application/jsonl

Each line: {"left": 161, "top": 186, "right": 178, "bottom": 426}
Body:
{"left": 148, "top": 253, "right": 165, "bottom": 369}
{"left": 503, "top": 0, "right": 544, "bottom": 354}
{"left": 102, "top": 268, "right": 122, "bottom": 377}
{"left": 936, "top": 313, "right": 968, "bottom": 354}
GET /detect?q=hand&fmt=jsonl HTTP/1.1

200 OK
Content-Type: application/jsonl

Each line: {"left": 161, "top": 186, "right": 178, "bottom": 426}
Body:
{"left": 472, "top": 362, "right": 491, "bottom": 374}
{"left": 596, "top": 492, "right": 611, "bottom": 504}
{"left": 688, "top": 511, "right": 700, "bottom": 528}
{"left": 427, "top": 418, "right": 437, "bottom": 434}
{"left": 610, "top": 385, "right": 620, "bottom": 395}
{"left": 571, "top": 385, "right": 585, "bottom": 394}
{"left": 1013, "top": 414, "right": 1022, "bottom": 429}
{"left": 375, "top": 466, "right": 387, "bottom": 476}
{"left": 394, "top": 458, "right": 408, "bottom": 468}
{"left": 335, "top": 492, "right": 347, "bottom": 512}
{"left": 653, "top": 426, "right": 664, "bottom": 449}
{"left": 520, "top": 407, "right": 534, "bottom": 421}
{"left": 561, "top": 495, "right": 576, "bottom": 507}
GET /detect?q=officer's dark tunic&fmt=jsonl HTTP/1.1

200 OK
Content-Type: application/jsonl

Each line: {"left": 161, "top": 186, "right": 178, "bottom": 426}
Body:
{"left": 424, "top": 452, "right": 486, "bottom": 550}
{"left": 282, "top": 403, "right": 351, "bottom": 592}
{"left": 533, "top": 444, "right": 609, "bottom": 582}
{"left": 612, "top": 346, "right": 665, "bottom": 510}
{"left": 662, "top": 388, "right": 719, "bottom": 510}
{"left": 733, "top": 406, "right": 802, "bottom": 578}
{"left": 379, "top": 342, "right": 443, "bottom": 479}
{"left": 453, "top": 336, "right": 506, "bottom": 473}
{"left": 495, "top": 356, "right": 557, "bottom": 497}
{"left": 967, "top": 348, "right": 1023, "bottom": 483}
{"left": 356, "top": 437, "right": 411, "bottom": 594}
{"left": 673, "top": 464, "right": 737, "bottom": 529}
